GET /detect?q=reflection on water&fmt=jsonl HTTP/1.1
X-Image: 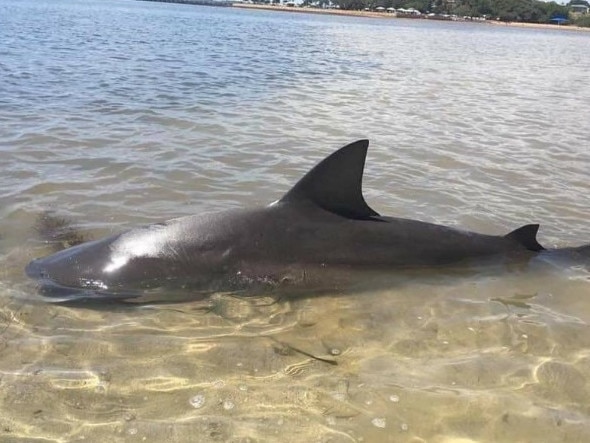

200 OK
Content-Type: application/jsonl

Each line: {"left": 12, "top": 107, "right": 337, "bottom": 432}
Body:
{"left": 1, "top": 0, "right": 590, "bottom": 441}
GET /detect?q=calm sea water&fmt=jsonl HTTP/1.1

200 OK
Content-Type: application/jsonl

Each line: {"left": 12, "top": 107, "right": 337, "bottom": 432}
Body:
{"left": 1, "top": 0, "right": 589, "bottom": 441}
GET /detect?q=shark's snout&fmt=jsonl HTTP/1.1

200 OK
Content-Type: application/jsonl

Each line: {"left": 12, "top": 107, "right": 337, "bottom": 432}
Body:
{"left": 25, "top": 255, "right": 113, "bottom": 301}
{"left": 25, "top": 258, "right": 48, "bottom": 280}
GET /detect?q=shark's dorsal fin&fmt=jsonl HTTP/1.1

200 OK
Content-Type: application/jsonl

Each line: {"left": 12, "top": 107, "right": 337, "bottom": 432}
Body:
{"left": 505, "top": 224, "right": 545, "bottom": 252}
{"left": 279, "top": 140, "right": 380, "bottom": 220}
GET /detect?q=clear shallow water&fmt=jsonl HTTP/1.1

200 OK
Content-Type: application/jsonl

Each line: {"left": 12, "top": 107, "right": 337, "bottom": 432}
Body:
{"left": 1, "top": 0, "right": 590, "bottom": 441}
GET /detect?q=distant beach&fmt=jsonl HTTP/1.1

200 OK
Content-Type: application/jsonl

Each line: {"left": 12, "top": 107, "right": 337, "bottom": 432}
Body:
{"left": 233, "top": 3, "right": 397, "bottom": 19}
{"left": 486, "top": 19, "right": 590, "bottom": 32}
{"left": 233, "top": 3, "right": 590, "bottom": 32}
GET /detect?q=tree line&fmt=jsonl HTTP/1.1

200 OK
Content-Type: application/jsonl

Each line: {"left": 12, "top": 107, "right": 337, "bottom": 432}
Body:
{"left": 300, "top": 0, "right": 590, "bottom": 26}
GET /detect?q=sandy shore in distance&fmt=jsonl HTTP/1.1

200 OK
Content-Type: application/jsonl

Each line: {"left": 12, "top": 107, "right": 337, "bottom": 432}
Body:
{"left": 233, "top": 3, "right": 397, "bottom": 19}
{"left": 486, "top": 19, "right": 590, "bottom": 32}
{"left": 232, "top": 3, "right": 590, "bottom": 32}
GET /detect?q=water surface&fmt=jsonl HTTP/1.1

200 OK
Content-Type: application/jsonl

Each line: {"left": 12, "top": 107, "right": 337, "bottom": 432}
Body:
{"left": 1, "top": 0, "right": 589, "bottom": 441}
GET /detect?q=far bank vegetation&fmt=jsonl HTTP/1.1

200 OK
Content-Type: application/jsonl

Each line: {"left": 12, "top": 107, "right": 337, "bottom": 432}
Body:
{"left": 296, "top": 0, "right": 590, "bottom": 26}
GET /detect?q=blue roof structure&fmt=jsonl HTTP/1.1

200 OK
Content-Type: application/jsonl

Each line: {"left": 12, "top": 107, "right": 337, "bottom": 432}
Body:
{"left": 549, "top": 17, "right": 568, "bottom": 24}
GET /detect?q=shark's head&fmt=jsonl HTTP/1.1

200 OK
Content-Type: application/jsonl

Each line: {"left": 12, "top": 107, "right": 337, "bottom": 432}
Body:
{"left": 25, "top": 235, "right": 136, "bottom": 301}
{"left": 25, "top": 216, "right": 237, "bottom": 303}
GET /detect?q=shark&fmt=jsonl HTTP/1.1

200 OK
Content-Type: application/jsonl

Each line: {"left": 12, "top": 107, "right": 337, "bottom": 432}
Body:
{"left": 25, "top": 140, "right": 588, "bottom": 302}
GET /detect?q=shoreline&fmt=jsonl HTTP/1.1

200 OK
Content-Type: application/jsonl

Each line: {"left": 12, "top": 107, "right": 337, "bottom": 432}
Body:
{"left": 232, "top": 3, "right": 590, "bottom": 32}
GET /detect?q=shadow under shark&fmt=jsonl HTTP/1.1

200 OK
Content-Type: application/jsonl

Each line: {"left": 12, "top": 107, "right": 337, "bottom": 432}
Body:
{"left": 25, "top": 140, "right": 589, "bottom": 303}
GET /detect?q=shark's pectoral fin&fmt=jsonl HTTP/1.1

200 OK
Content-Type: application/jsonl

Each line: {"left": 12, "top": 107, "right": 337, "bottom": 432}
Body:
{"left": 505, "top": 224, "right": 545, "bottom": 252}
{"left": 279, "top": 140, "right": 380, "bottom": 220}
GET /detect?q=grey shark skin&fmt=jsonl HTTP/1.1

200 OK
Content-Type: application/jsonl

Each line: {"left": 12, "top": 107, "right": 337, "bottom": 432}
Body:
{"left": 26, "top": 140, "right": 575, "bottom": 302}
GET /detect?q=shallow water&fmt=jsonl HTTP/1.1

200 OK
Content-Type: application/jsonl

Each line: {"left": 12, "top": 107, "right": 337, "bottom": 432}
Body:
{"left": 1, "top": 0, "right": 590, "bottom": 441}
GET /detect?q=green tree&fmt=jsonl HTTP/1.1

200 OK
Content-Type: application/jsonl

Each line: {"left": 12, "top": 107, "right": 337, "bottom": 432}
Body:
{"left": 332, "top": 0, "right": 573, "bottom": 22}
{"left": 336, "top": 0, "right": 366, "bottom": 8}
{"left": 404, "top": 0, "right": 430, "bottom": 11}
{"left": 575, "top": 14, "right": 590, "bottom": 26}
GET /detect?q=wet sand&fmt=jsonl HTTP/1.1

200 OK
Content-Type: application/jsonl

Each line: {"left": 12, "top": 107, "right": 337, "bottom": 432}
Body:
{"left": 232, "top": 3, "right": 590, "bottom": 32}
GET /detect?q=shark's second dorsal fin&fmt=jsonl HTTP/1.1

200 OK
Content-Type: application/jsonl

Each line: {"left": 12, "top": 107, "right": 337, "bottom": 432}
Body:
{"left": 279, "top": 140, "right": 380, "bottom": 220}
{"left": 505, "top": 224, "right": 545, "bottom": 252}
